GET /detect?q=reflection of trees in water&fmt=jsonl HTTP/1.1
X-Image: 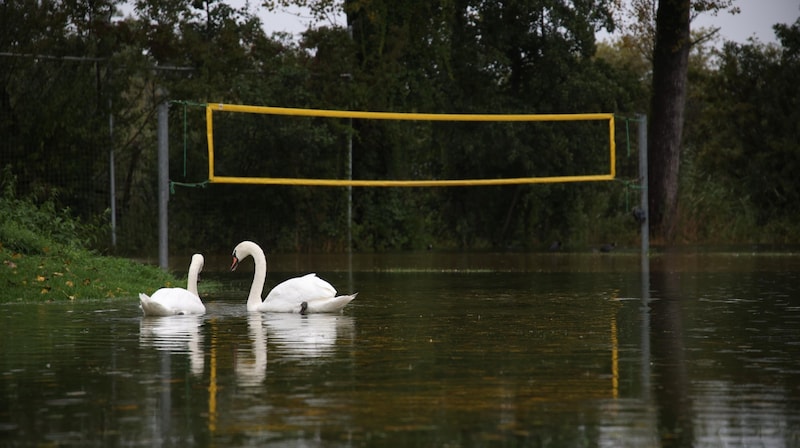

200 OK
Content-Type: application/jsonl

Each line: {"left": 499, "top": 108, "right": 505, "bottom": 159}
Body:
{"left": 649, "top": 254, "right": 694, "bottom": 447}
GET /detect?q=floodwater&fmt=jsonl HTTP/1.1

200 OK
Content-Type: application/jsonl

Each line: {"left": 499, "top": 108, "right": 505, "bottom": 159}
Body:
{"left": 1, "top": 251, "right": 799, "bottom": 447}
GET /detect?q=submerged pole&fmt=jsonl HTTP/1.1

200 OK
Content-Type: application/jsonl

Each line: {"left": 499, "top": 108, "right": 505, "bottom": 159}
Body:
{"left": 637, "top": 113, "right": 651, "bottom": 402}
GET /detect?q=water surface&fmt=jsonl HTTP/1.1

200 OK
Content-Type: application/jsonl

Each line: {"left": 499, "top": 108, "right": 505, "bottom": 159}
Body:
{"left": 1, "top": 252, "right": 799, "bottom": 446}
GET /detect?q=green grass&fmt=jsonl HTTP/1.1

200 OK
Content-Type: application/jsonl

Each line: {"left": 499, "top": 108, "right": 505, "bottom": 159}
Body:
{"left": 0, "top": 168, "right": 190, "bottom": 302}
{"left": 1, "top": 246, "right": 179, "bottom": 301}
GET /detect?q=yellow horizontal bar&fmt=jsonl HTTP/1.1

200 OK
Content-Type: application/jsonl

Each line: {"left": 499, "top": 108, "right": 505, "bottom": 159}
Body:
{"left": 209, "top": 103, "right": 613, "bottom": 122}
{"left": 209, "top": 174, "right": 615, "bottom": 187}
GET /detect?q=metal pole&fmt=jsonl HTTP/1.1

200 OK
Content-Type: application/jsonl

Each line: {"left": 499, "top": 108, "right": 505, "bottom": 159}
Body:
{"left": 347, "top": 117, "right": 352, "bottom": 253}
{"left": 346, "top": 25, "right": 354, "bottom": 255}
{"left": 109, "top": 97, "right": 117, "bottom": 248}
{"left": 638, "top": 114, "right": 649, "bottom": 257}
{"left": 157, "top": 93, "right": 169, "bottom": 271}
{"left": 637, "top": 113, "right": 652, "bottom": 403}
{"left": 640, "top": 227, "right": 651, "bottom": 403}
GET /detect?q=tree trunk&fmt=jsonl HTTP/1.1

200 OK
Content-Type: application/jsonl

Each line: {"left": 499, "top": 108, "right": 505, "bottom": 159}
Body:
{"left": 648, "top": 0, "right": 691, "bottom": 244}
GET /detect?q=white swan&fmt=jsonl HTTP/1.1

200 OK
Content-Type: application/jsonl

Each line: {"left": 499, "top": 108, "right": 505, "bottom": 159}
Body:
{"left": 139, "top": 254, "right": 206, "bottom": 316}
{"left": 230, "top": 241, "right": 357, "bottom": 313}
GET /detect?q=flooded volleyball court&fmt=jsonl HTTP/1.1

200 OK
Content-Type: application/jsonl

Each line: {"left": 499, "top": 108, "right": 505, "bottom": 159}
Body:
{"left": 1, "top": 251, "right": 798, "bottom": 446}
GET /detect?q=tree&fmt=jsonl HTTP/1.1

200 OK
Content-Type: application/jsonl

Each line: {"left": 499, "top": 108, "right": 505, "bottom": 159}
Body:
{"left": 648, "top": 0, "right": 691, "bottom": 243}
{"left": 613, "top": 0, "right": 736, "bottom": 243}
{"left": 0, "top": 0, "right": 127, "bottom": 220}
{"left": 264, "top": 0, "right": 640, "bottom": 250}
{"left": 684, "top": 18, "right": 800, "bottom": 242}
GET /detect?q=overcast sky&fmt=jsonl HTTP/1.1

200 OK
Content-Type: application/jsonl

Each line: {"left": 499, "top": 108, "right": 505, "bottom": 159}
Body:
{"left": 691, "top": 0, "right": 799, "bottom": 44}
{"left": 253, "top": 0, "right": 800, "bottom": 45}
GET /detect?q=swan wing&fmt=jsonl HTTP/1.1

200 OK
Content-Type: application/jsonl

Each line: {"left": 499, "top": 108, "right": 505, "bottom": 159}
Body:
{"left": 266, "top": 273, "right": 336, "bottom": 302}
{"left": 305, "top": 293, "right": 358, "bottom": 313}
{"left": 258, "top": 273, "right": 338, "bottom": 312}
{"left": 139, "top": 289, "right": 206, "bottom": 316}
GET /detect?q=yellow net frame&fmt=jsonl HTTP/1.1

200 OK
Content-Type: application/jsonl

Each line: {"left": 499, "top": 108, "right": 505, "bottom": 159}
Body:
{"left": 206, "top": 103, "right": 616, "bottom": 187}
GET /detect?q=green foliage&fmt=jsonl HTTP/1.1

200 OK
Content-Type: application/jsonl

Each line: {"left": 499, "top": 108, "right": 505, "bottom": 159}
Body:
{"left": 7, "top": 0, "right": 797, "bottom": 254}
{"left": 681, "top": 18, "right": 800, "bottom": 242}
{"left": 0, "top": 168, "right": 106, "bottom": 254}
{"left": 0, "top": 168, "right": 186, "bottom": 301}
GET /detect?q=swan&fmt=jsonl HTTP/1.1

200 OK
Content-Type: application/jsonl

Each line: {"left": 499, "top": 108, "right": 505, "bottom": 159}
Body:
{"left": 139, "top": 254, "right": 206, "bottom": 316}
{"left": 230, "top": 241, "right": 357, "bottom": 313}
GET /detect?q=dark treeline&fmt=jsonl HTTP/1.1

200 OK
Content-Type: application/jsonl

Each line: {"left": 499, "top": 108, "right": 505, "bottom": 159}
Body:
{"left": 1, "top": 1, "right": 798, "bottom": 255}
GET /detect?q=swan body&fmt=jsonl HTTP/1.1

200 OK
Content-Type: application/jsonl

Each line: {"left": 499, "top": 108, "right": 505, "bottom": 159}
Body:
{"left": 139, "top": 254, "right": 206, "bottom": 316}
{"left": 231, "top": 241, "right": 357, "bottom": 313}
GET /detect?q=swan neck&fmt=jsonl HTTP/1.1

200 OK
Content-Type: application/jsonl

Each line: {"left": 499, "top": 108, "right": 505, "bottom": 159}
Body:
{"left": 247, "top": 245, "right": 267, "bottom": 311}
{"left": 187, "top": 258, "right": 201, "bottom": 296}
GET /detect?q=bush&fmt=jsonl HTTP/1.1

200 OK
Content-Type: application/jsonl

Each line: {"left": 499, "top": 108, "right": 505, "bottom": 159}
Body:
{"left": 0, "top": 167, "right": 106, "bottom": 254}
{"left": 0, "top": 167, "right": 185, "bottom": 301}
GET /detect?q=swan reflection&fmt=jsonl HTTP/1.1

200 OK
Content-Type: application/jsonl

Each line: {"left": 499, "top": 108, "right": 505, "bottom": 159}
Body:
{"left": 266, "top": 313, "right": 354, "bottom": 358}
{"left": 235, "top": 312, "right": 355, "bottom": 386}
{"left": 139, "top": 314, "right": 205, "bottom": 376}
{"left": 235, "top": 313, "right": 268, "bottom": 386}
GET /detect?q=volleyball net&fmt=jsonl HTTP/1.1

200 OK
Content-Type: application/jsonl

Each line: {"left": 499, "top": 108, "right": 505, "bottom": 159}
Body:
{"left": 205, "top": 103, "right": 616, "bottom": 187}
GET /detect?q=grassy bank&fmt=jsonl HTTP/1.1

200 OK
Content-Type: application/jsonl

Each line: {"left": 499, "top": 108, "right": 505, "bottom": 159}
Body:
{"left": 0, "top": 174, "right": 183, "bottom": 302}
{"left": 1, "top": 247, "right": 179, "bottom": 302}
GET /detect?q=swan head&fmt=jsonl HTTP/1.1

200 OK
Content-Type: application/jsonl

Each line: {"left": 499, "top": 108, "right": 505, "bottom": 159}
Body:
{"left": 230, "top": 252, "right": 240, "bottom": 271}
{"left": 192, "top": 254, "right": 205, "bottom": 272}
{"left": 230, "top": 241, "right": 263, "bottom": 272}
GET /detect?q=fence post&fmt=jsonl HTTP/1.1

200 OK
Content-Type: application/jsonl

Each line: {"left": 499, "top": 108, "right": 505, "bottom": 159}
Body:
{"left": 158, "top": 93, "right": 169, "bottom": 271}
{"left": 637, "top": 113, "right": 651, "bottom": 401}
{"left": 109, "top": 96, "right": 116, "bottom": 248}
{"left": 638, "top": 113, "right": 649, "bottom": 257}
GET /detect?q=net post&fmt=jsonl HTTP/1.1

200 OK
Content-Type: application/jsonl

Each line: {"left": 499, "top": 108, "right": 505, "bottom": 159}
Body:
{"left": 206, "top": 105, "right": 215, "bottom": 182}
{"left": 157, "top": 91, "right": 170, "bottom": 271}
{"left": 609, "top": 115, "right": 616, "bottom": 178}
{"left": 637, "top": 113, "right": 649, "bottom": 257}
{"left": 637, "top": 113, "right": 651, "bottom": 398}
{"left": 108, "top": 95, "right": 117, "bottom": 248}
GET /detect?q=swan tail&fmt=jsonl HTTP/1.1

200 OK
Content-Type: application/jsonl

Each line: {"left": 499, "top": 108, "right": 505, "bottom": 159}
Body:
{"left": 307, "top": 293, "right": 357, "bottom": 313}
{"left": 139, "top": 293, "right": 174, "bottom": 317}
